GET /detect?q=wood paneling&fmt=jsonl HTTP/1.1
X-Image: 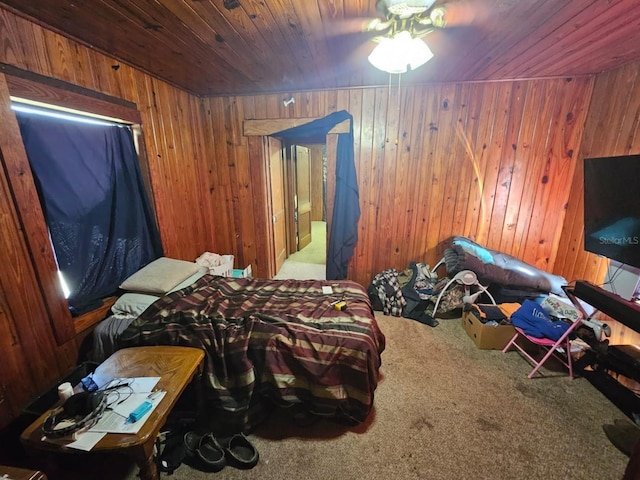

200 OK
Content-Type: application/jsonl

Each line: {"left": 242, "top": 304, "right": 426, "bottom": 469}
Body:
{"left": 557, "top": 61, "right": 640, "bottom": 345}
{"left": 206, "top": 79, "right": 592, "bottom": 287}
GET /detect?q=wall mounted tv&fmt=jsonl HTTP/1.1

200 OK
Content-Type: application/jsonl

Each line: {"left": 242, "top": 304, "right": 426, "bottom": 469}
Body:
{"left": 584, "top": 154, "right": 640, "bottom": 269}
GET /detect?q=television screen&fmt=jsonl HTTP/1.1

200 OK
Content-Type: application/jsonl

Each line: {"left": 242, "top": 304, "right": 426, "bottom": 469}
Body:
{"left": 584, "top": 154, "right": 640, "bottom": 269}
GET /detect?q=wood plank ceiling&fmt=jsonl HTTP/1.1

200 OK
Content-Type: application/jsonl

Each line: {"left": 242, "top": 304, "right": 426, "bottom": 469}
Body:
{"left": 2, "top": 0, "right": 640, "bottom": 97}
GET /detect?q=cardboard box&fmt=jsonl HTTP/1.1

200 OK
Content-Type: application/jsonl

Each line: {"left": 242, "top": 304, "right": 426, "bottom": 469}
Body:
{"left": 461, "top": 309, "right": 516, "bottom": 350}
{"left": 232, "top": 265, "right": 252, "bottom": 278}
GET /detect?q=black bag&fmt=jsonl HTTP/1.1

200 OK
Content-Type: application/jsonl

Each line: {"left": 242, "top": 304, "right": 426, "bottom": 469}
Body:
{"left": 367, "top": 282, "right": 384, "bottom": 311}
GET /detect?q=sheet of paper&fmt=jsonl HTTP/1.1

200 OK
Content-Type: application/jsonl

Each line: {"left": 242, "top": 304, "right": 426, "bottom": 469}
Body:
{"left": 89, "top": 391, "right": 166, "bottom": 434}
{"left": 66, "top": 431, "right": 107, "bottom": 451}
{"left": 101, "top": 376, "right": 160, "bottom": 394}
{"left": 322, "top": 286, "right": 333, "bottom": 294}
{"left": 127, "top": 376, "right": 160, "bottom": 393}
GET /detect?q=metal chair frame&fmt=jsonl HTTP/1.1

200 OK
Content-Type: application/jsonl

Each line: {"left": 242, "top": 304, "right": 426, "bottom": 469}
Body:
{"left": 502, "top": 318, "right": 583, "bottom": 379}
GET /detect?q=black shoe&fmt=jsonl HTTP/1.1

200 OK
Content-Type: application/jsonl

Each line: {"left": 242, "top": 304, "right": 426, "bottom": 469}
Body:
{"left": 183, "top": 431, "right": 226, "bottom": 472}
{"left": 220, "top": 433, "right": 259, "bottom": 469}
{"left": 183, "top": 431, "right": 203, "bottom": 459}
{"left": 603, "top": 422, "right": 640, "bottom": 456}
{"left": 196, "top": 433, "right": 227, "bottom": 472}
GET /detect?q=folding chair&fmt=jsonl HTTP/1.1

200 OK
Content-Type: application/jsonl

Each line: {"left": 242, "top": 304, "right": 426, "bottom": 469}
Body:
{"left": 502, "top": 317, "right": 583, "bottom": 379}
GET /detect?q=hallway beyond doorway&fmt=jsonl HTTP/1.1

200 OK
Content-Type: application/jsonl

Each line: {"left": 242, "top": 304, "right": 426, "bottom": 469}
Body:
{"left": 274, "top": 221, "right": 326, "bottom": 280}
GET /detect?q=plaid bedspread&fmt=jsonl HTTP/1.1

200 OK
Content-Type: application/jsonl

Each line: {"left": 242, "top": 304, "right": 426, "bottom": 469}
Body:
{"left": 118, "top": 275, "right": 385, "bottom": 433}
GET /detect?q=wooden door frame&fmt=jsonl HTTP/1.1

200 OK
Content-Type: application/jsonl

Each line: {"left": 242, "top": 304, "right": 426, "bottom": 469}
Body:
{"left": 244, "top": 118, "right": 347, "bottom": 278}
{"left": 284, "top": 144, "right": 297, "bottom": 256}
{"left": 267, "top": 136, "right": 287, "bottom": 273}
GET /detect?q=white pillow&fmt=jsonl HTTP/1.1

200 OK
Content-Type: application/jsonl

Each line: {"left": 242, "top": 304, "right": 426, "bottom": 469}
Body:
{"left": 119, "top": 257, "right": 201, "bottom": 294}
{"left": 111, "top": 292, "right": 159, "bottom": 317}
{"left": 113, "top": 267, "right": 206, "bottom": 318}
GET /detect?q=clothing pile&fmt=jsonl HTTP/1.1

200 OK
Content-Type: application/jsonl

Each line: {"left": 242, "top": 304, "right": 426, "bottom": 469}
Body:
{"left": 368, "top": 262, "right": 465, "bottom": 327}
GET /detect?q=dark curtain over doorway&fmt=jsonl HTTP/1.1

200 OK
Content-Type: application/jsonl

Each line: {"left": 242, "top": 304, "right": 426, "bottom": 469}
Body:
{"left": 274, "top": 110, "right": 360, "bottom": 280}
{"left": 16, "top": 111, "right": 163, "bottom": 313}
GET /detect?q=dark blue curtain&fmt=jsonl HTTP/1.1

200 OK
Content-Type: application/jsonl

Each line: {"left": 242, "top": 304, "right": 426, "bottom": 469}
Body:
{"left": 16, "top": 111, "right": 163, "bottom": 313}
{"left": 274, "top": 110, "right": 360, "bottom": 280}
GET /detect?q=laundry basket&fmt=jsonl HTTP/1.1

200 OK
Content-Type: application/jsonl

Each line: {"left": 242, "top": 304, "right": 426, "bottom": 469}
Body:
{"left": 196, "top": 252, "right": 234, "bottom": 277}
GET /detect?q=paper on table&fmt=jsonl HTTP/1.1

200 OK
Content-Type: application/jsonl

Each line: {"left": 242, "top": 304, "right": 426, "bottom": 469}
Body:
{"left": 66, "top": 431, "right": 107, "bottom": 451}
{"left": 89, "top": 391, "right": 166, "bottom": 434}
{"left": 125, "top": 376, "right": 160, "bottom": 393}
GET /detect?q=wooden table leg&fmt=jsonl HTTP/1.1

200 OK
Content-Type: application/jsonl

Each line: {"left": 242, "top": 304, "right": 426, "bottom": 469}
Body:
{"left": 132, "top": 439, "right": 159, "bottom": 480}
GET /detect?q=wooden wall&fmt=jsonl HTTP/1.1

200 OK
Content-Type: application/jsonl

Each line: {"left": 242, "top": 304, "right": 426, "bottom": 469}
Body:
{"left": 556, "top": 61, "right": 640, "bottom": 344}
{"left": 0, "top": 5, "right": 637, "bottom": 426}
{"left": 207, "top": 78, "right": 594, "bottom": 287}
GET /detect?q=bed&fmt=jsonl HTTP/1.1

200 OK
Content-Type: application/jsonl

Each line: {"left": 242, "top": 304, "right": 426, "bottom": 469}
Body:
{"left": 89, "top": 258, "right": 386, "bottom": 434}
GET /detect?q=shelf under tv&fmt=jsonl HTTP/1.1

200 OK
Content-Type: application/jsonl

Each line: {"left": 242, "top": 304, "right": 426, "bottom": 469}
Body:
{"left": 571, "top": 281, "right": 640, "bottom": 418}
{"left": 574, "top": 280, "right": 640, "bottom": 331}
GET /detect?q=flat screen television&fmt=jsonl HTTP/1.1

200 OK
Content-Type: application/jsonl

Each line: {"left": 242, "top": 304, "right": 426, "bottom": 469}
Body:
{"left": 583, "top": 154, "right": 640, "bottom": 269}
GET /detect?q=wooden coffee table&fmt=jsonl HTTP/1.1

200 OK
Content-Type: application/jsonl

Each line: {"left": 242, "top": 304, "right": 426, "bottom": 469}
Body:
{"left": 0, "top": 465, "right": 47, "bottom": 480}
{"left": 21, "top": 346, "right": 204, "bottom": 480}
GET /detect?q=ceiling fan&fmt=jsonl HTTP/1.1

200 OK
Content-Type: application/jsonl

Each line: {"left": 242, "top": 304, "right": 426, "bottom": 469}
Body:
{"left": 363, "top": 1, "right": 448, "bottom": 73}
{"left": 365, "top": 0, "right": 448, "bottom": 40}
{"left": 338, "top": 0, "right": 480, "bottom": 74}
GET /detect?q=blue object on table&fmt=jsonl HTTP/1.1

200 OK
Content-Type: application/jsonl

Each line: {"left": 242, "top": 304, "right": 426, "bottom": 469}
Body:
{"left": 128, "top": 401, "right": 153, "bottom": 423}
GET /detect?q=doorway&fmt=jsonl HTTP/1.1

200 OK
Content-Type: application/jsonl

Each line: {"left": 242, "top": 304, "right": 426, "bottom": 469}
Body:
{"left": 273, "top": 142, "right": 327, "bottom": 280}
{"left": 243, "top": 111, "right": 355, "bottom": 280}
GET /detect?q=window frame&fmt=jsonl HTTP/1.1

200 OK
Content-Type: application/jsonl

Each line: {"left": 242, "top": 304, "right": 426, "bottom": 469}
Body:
{"left": 1, "top": 63, "right": 155, "bottom": 343}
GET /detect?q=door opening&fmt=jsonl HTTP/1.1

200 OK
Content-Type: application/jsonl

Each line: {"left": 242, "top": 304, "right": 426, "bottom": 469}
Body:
{"left": 273, "top": 142, "right": 327, "bottom": 280}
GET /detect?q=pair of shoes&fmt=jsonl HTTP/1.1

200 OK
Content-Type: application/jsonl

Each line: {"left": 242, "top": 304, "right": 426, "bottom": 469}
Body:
{"left": 184, "top": 431, "right": 226, "bottom": 472}
{"left": 603, "top": 420, "right": 640, "bottom": 457}
{"left": 219, "top": 433, "right": 259, "bottom": 470}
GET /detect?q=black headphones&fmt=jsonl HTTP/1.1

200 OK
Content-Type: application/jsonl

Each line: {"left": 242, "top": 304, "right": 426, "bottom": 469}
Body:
{"left": 42, "top": 391, "right": 107, "bottom": 439}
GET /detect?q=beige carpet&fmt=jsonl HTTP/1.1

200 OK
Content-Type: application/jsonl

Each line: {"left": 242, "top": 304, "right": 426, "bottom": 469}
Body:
{"left": 273, "top": 261, "right": 326, "bottom": 280}
{"left": 285, "top": 221, "right": 326, "bottom": 265}
{"left": 49, "top": 312, "right": 629, "bottom": 480}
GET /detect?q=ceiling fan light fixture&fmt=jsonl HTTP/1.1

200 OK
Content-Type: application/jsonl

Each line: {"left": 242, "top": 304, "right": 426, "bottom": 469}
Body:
{"left": 384, "top": 0, "right": 437, "bottom": 17}
{"left": 368, "top": 31, "right": 434, "bottom": 74}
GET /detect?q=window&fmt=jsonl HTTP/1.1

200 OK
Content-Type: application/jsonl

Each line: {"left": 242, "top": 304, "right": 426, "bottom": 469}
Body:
{"left": 2, "top": 67, "right": 158, "bottom": 342}
{"left": 13, "top": 102, "right": 162, "bottom": 315}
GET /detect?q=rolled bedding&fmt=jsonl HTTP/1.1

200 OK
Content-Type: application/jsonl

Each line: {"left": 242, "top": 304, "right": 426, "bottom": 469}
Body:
{"left": 443, "top": 236, "right": 568, "bottom": 296}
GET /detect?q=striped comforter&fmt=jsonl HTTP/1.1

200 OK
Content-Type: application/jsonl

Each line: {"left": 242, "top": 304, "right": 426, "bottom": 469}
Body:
{"left": 118, "top": 274, "right": 385, "bottom": 433}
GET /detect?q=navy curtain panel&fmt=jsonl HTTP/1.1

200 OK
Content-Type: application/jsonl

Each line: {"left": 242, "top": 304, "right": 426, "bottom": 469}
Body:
{"left": 16, "top": 111, "right": 163, "bottom": 313}
{"left": 274, "top": 110, "right": 360, "bottom": 280}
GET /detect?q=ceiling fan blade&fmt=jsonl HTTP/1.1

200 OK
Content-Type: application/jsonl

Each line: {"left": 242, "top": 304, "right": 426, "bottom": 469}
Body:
{"left": 325, "top": 16, "right": 390, "bottom": 38}
{"left": 434, "top": 0, "right": 493, "bottom": 28}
